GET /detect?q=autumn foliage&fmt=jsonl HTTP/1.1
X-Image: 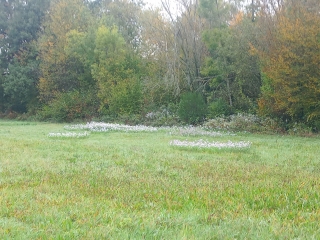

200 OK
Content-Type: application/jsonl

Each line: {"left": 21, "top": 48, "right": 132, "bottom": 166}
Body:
{"left": 0, "top": 0, "right": 319, "bottom": 130}
{"left": 254, "top": 1, "right": 320, "bottom": 128}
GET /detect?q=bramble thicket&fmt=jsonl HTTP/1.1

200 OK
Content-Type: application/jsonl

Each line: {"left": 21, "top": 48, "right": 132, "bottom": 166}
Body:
{"left": 0, "top": 0, "right": 319, "bottom": 130}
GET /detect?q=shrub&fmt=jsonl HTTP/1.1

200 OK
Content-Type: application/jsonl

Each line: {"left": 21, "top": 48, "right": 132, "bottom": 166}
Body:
{"left": 107, "top": 79, "right": 143, "bottom": 116}
{"left": 38, "top": 90, "right": 99, "bottom": 122}
{"left": 207, "top": 98, "right": 233, "bottom": 118}
{"left": 205, "top": 113, "right": 283, "bottom": 133}
{"left": 178, "top": 92, "right": 207, "bottom": 124}
{"left": 287, "top": 122, "right": 313, "bottom": 136}
{"left": 144, "top": 104, "right": 180, "bottom": 127}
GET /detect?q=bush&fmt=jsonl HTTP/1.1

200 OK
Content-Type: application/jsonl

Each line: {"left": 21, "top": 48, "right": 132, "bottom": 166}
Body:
{"left": 207, "top": 98, "right": 232, "bottom": 118}
{"left": 38, "top": 90, "right": 99, "bottom": 122}
{"left": 205, "top": 113, "right": 283, "bottom": 133}
{"left": 144, "top": 104, "right": 180, "bottom": 127}
{"left": 178, "top": 92, "right": 207, "bottom": 124}
{"left": 287, "top": 122, "right": 313, "bottom": 136}
{"left": 107, "top": 79, "right": 143, "bottom": 116}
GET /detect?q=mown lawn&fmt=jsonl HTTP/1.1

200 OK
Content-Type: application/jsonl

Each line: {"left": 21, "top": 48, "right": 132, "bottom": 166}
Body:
{"left": 0, "top": 121, "right": 320, "bottom": 239}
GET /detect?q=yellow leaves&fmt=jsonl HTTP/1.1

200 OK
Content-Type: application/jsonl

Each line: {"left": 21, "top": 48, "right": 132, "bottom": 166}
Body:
{"left": 38, "top": 77, "right": 54, "bottom": 102}
{"left": 230, "top": 11, "right": 244, "bottom": 27}
{"left": 38, "top": 0, "right": 93, "bottom": 102}
{"left": 255, "top": 3, "right": 320, "bottom": 121}
{"left": 47, "top": 41, "right": 54, "bottom": 47}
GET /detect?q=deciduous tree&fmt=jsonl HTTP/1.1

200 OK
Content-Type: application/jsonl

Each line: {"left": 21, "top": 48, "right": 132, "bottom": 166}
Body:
{"left": 254, "top": 0, "right": 320, "bottom": 128}
{"left": 0, "top": 0, "right": 49, "bottom": 112}
{"left": 92, "top": 25, "right": 143, "bottom": 115}
{"left": 200, "top": 0, "right": 261, "bottom": 114}
{"left": 38, "top": 0, "right": 92, "bottom": 102}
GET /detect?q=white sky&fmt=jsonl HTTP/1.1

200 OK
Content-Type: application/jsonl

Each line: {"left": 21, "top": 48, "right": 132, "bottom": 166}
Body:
{"left": 143, "top": 0, "right": 163, "bottom": 9}
{"left": 142, "top": 0, "right": 180, "bottom": 19}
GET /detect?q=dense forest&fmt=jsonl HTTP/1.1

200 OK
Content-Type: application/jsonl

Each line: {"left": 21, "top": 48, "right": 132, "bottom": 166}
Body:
{"left": 0, "top": 0, "right": 319, "bottom": 130}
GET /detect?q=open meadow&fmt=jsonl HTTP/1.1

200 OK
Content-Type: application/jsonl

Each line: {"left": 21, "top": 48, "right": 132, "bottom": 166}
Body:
{"left": 1, "top": 121, "right": 320, "bottom": 239}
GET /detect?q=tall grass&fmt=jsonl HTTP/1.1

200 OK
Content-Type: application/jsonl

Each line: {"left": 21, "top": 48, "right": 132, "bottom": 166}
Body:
{"left": 1, "top": 121, "right": 320, "bottom": 239}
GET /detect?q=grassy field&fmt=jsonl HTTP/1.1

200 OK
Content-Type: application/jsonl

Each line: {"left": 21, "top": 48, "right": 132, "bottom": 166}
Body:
{"left": 1, "top": 121, "right": 320, "bottom": 239}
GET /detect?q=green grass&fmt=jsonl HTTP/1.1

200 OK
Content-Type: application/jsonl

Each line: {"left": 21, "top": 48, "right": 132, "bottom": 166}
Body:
{"left": 1, "top": 121, "right": 320, "bottom": 239}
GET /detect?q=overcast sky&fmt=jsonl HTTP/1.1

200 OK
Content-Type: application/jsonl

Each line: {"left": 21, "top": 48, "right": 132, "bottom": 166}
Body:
{"left": 143, "top": 0, "right": 162, "bottom": 9}
{"left": 142, "top": 0, "right": 180, "bottom": 19}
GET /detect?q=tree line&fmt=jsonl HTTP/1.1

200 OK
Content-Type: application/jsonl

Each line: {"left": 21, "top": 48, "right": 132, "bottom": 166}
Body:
{"left": 0, "top": 0, "right": 319, "bottom": 129}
